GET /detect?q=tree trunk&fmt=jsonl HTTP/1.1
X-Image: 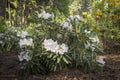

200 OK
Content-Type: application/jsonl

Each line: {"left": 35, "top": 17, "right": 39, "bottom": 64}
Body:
{"left": 0, "top": 0, "right": 6, "bottom": 18}
{"left": 81, "top": 0, "right": 90, "bottom": 12}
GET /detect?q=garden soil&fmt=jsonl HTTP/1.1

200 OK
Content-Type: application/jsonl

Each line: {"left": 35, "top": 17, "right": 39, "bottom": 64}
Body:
{"left": 0, "top": 50, "right": 120, "bottom": 80}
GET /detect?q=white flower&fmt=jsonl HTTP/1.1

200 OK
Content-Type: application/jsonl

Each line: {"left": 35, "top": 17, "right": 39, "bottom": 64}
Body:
{"left": 18, "top": 52, "right": 24, "bottom": 61}
{"left": 67, "top": 15, "right": 80, "bottom": 21}
{"left": 104, "top": 3, "right": 108, "bottom": 9}
{"left": 43, "top": 39, "right": 59, "bottom": 52}
{"left": 84, "top": 41, "right": 90, "bottom": 48}
{"left": 84, "top": 30, "right": 91, "bottom": 34}
{"left": 74, "top": 15, "right": 80, "bottom": 20}
{"left": 23, "top": 52, "right": 30, "bottom": 61}
{"left": 50, "top": 41, "right": 59, "bottom": 53}
{"left": 96, "top": 58, "right": 105, "bottom": 65}
{"left": 27, "top": 38, "right": 33, "bottom": 46}
{"left": 18, "top": 51, "right": 30, "bottom": 61}
{"left": 19, "top": 38, "right": 33, "bottom": 47}
{"left": 17, "top": 31, "right": 28, "bottom": 38}
{"left": 58, "top": 49, "right": 64, "bottom": 54}
{"left": 84, "top": 42, "right": 96, "bottom": 51}
{"left": 43, "top": 39, "right": 68, "bottom": 54}
{"left": 43, "top": 39, "right": 54, "bottom": 51}
{"left": 38, "top": 10, "right": 51, "bottom": 19}
{"left": 89, "top": 36, "right": 100, "bottom": 43}
{"left": 69, "top": 24, "right": 73, "bottom": 32}
{"left": 62, "top": 22, "right": 73, "bottom": 32}
{"left": 38, "top": 11, "right": 46, "bottom": 18}
{"left": 60, "top": 43, "right": 68, "bottom": 53}
{"left": 44, "top": 13, "right": 51, "bottom": 19}
{"left": 57, "top": 43, "right": 68, "bottom": 54}
{"left": 62, "top": 22, "right": 69, "bottom": 28}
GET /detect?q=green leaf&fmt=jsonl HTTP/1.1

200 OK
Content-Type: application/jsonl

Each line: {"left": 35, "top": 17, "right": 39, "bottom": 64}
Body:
{"left": 53, "top": 54, "right": 58, "bottom": 59}
{"left": 62, "top": 56, "right": 69, "bottom": 64}
{"left": 57, "top": 57, "right": 61, "bottom": 63}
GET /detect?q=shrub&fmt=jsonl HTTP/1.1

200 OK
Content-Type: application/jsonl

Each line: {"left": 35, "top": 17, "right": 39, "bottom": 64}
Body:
{"left": 16, "top": 11, "right": 103, "bottom": 74}
{"left": 1, "top": 10, "right": 104, "bottom": 74}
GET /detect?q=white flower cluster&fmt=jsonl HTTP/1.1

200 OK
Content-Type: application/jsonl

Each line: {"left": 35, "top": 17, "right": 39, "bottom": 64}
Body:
{"left": 17, "top": 31, "right": 33, "bottom": 61}
{"left": 104, "top": 2, "right": 108, "bottom": 9}
{"left": 89, "top": 36, "right": 100, "bottom": 43}
{"left": 19, "top": 38, "right": 33, "bottom": 47}
{"left": 18, "top": 51, "right": 30, "bottom": 61}
{"left": 43, "top": 39, "right": 68, "bottom": 54}
{"left": 85, "top": 35, "right": 100, "bottom": 51}
{"left": 84, "top": 29, "right": 91, "bottom": 34}
{"left": 62, "top": 21, "right": 72, "bottom": 32}
{"left": 67, "top": 15, "right": 80, "bottom": 21}
{"left": 17, "top": 31, "right": 33, "bottom": 47}
{"left": 17, "top": 31, "right": 28, "bottom": 38}
{"left": 84, "top": 41, "right": 95, "bottom": 51}
{"left": 38, "top": 10, "right": 52, "bottom": 19}
{"left": 62, "top": 15, "right": 81, "bottom": 32}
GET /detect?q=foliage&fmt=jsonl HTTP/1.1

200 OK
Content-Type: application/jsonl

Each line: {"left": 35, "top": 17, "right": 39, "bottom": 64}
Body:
{"left": 5, "top": 0, "right": 74, "bottom": 27}
{"left": 0, "top": 26, "right": 20, "bottom": 52}
{"left": 0, "top": 17, "right": 17, "bottom": 52}
{"left": 0, "top": 0, "right": 111, "bottom": 75}
{"left": 0, "top": 10, "right": 104, "bottom": 74}
{"left": 92, "top": 0, "right": 120, "bottom": 46}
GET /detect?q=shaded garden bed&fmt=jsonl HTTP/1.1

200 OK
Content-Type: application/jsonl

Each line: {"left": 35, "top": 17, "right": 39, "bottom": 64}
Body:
{"left": 0, "top": 50, "right": 120, "bottom": 80}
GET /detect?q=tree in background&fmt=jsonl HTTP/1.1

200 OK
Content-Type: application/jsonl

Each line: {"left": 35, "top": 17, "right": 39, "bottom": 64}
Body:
{"left": 0, "top": 0, "right": 6, "bottom": 18}
{"left": 3, "top": 0, "right": 75, "bottom": 27}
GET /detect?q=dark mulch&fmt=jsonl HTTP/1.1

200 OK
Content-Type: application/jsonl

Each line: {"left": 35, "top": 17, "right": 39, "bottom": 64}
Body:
{"left": 0, "top": 50, "right": 120, "bottom": 80}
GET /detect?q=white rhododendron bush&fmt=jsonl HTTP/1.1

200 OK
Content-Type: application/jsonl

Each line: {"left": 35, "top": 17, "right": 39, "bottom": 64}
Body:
{"left": 0, "top": 11, "right": 105, "bottom": 74}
